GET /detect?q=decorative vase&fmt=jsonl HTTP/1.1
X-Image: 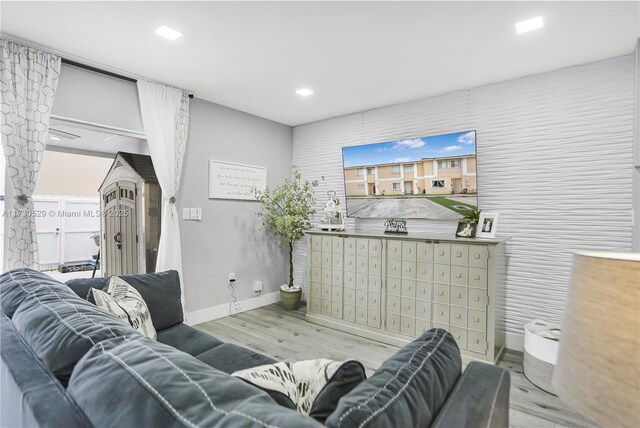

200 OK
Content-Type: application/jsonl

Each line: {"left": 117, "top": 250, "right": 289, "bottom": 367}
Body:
{"left": 280, "top": 287, "right": 302, "bottom": 310}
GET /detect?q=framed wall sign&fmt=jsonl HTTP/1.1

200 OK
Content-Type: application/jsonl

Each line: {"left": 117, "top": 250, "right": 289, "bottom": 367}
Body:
{"left": 208, "top": 160, "right": 267, "bottom": 201}
{"left": 476, "top": 212, "right": 499, "bottom": 239}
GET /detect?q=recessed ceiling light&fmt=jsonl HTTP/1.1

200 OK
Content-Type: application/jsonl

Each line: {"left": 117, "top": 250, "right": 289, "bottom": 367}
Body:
{"left": 516, "top": 16, "right": 544, "bottom": 34}
{"left": 296, "top": 88, "right": 314, "bottom": 97}
{"left": 155, "top": 25, "right": 183, "bottom": 41}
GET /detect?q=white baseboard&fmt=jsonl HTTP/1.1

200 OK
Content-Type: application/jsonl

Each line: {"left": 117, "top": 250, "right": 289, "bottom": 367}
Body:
{"left": 505, "top": 332, "right": 524, "bottom": 352}
{"left": 185, "top": 291, "right": 281, "bottom": 326}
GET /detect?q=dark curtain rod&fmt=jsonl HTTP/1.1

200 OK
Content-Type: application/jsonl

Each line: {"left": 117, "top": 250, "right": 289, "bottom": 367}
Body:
{"left": 61, "top": 58, "right": 194, "bottom": 98}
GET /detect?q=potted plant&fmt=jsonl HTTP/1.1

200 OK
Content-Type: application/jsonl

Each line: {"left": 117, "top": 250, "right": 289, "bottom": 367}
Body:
{"left": 255, "top": 168, "right": 320, "bottom": 310}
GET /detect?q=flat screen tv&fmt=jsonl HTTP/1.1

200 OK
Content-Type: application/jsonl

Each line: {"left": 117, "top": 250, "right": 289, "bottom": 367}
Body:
{"left": 342, "top": 130, "right": 477, "bottom": 220}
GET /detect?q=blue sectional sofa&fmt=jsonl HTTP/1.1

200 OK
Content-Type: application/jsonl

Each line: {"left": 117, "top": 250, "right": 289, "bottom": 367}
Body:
{"left": 0, "top": 268, "right": 510, "bottom": 427}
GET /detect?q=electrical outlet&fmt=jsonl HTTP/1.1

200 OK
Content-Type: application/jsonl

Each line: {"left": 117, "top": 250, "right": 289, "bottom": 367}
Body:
{"left": 253, "top": 280, "right": 263, "bottom": 292}
{"left": 228, "top": 272, "right": 236, "bottom": 281}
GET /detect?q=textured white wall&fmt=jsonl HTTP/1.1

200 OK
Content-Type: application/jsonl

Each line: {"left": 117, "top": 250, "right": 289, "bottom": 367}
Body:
{"left": 293, "top": 55, "right": 635, "bottom": 336}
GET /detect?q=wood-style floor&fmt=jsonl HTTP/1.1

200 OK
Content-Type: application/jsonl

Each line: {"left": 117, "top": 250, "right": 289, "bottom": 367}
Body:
{"left": 196, "top": 303, "right": 594, "bottom": 428}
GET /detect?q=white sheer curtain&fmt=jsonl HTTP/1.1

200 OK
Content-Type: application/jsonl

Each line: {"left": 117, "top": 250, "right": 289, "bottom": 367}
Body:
{"left": 0, "top": 39, "right": 61, "bottom": 270}
{"left": 137, "top": 80, "right": 190, "bottom": 309}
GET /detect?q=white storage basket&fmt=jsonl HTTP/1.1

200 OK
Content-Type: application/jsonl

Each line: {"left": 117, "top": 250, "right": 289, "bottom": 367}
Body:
{"left": 523, "top": 319, "right": 561, "bottom": 395}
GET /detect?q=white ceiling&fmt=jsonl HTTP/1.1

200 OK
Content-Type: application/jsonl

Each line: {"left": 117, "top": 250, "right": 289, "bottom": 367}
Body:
{"left": 2, "top": 1, "right": 638, "bottom": 126}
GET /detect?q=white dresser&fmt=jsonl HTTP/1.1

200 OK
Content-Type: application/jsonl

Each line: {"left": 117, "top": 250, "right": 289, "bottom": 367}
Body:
{"left": 305, "top": 231, "right": 507, "bottom": 363}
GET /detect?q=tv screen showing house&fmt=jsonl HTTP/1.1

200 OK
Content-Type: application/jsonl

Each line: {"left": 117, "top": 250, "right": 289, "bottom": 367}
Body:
{"left": 342, "top": 130, "right": 478, "bottom": 220}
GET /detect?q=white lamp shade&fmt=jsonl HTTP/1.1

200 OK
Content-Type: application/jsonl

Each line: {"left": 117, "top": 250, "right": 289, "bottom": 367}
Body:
{"left": 553, "top": 252, "right": 640, "bottom": 427}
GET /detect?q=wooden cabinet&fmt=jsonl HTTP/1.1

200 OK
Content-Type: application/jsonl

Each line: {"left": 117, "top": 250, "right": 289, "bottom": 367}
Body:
{"left": 306, "top": 231, "right": 507, "bottom": 364}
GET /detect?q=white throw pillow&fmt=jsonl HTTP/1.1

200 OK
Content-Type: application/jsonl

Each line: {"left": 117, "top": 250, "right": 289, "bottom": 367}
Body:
{"left": 92, "top": 276, "right": 157, "bottom": 340}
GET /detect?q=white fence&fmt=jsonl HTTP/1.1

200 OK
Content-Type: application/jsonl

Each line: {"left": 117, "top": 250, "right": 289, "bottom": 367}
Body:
{"left": 33, "top": 196, "right": 101, "bottom": 271}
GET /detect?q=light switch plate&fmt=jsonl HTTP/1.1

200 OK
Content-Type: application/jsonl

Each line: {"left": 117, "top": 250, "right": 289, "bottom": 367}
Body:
{"left": 190, "top": 208, "right": 198, "bottom": 220}
{"left": 182, "top": 208, "right": 190, "bottom": 220}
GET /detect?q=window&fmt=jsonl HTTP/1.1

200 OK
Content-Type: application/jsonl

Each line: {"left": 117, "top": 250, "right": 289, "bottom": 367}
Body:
{"left": 391, "top": 165, "right": 401, "bottom": 174}
{"left": 437, "top": 161, "right": 448, "bottom": 169}
{"left": 367, "top": 167, "right": 375, "bottom": 175}
{"left": 392, "top": 182, "right": 401, "bottom": 190}
{"left": 403, "top": 164, "right": 413, "bottom": 173}
{"left": 450, "top": 160, "right": 461, "bottom": 168}
{"left": 357, "top": 168, "right": 366, "bottom": 176}
{"left": 357, "top": 184, "right": 365, "bottom": 191}
{"left": 431, "top": 180, "right": 445, "bottom": 188}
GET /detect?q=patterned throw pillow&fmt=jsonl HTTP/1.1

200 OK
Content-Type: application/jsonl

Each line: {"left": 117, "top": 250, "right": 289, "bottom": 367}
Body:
{"left": 233, "top": 359, "right": 366, "bottom": 422}
{"left": 91, "top": 276, "right": 157, "bottom": 340}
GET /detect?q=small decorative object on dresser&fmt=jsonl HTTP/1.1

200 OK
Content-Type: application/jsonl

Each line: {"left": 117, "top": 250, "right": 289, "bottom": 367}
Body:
{"left": 476, "top": 212, "right": 499, "bottom": 239}
{"left": 384, "top": 218, "right": 408, "bottom": 234}
{"left": 455, "top": 208, "right": 480, "bottom": 238}
{"left": 317, "top": 190, "right": 345, "bottom": 231}
{"left": 255, "top": 168, "right": 320, "bottom": 310}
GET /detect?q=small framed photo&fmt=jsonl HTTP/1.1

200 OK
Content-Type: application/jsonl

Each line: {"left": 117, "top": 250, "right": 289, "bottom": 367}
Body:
{"left": 476, "top": 212, "right": 499, "bottom": 239}
{"left": 455, "top": 221, "right": 476, "bottom": 238}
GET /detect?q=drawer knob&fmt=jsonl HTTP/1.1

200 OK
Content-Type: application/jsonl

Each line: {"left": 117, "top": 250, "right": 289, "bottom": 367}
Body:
{"left": 439, "top": 272, "right": 444, "bottom": 276}
{"left": 393, "top": 248, "right": 397, "bottom": 252}
{"left": 457, "top": 293, "right": 462, "bottom": 298}
{"left": 406, "top": 305, "right": 410, "bottom": 309}
{"left": 439, "top": 311, "right": 444, "bottom": 316}
{"left": 475, "top": 317, "right": 480, "bottom": 322}
{"left": 475, "top": 339, "right": 480, "bottom": 344}
{"left": 475, "top": 296, "right": 480, "bottom": 302}
{"left": 373, "top": 316, "right": 377, "bottom": 320}
{"left": 456, "top": 252, "right": 461, "bottom": 257}
{"left": 407, "top": 249, "right": 412, "bottom": 253}
{"left": 456, "top": 335, "right": 461, "bottom": 340}
{"left": 406, "top": 268, "right": 411, "bottom": 272}
{"left": 392, "top": 320, "right": 396, "bottom": 325}
{"left": 456, "top": 274, "right": 462, "bottom": 278}
{"left": 439, "top": 251, "right": 445, "bottom": 256}
{"left": 475, "top": 275, "right": 481, "bottom": 280}
{"left": 474, "top": 254, "right": 480, "bottom": 259}
{"left": 456, "top": 314, "right": 461, "bottom": 319}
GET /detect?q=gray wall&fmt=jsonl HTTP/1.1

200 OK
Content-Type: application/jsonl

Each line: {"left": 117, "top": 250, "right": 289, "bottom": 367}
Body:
{"left": 292, "top": 55, "right": 636, "bottom": 337}
{"left": 180, "top": 98, "right": 293, "bottom": 313}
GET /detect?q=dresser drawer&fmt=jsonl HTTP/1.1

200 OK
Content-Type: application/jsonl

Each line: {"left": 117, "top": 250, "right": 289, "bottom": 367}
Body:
{"left": 387, "top": 240, "right": 402, "bottom": 260}
{"left": 343, "top": 304, "right": 356, "bottom": 322}
{"left": 310, "top": 281, "right": 322, "bottom": 297}
{"left": 344, "top": 254, "right": 356, "bottom": 271}
{"left": 322, "top": 236, "right": 333, "bottom": 253}
{"left": 368, "top": 292, "right": 381, "bottom": 309}
{"left": 415, "top": 300, "right": 431, "bottom": 320}
{"left": 432, "top": 322, "right": 449, "bottom": 331}
{"left": 468, "top": 288, "right": 487, "bottom": 309}
{"left": 386, "top": 312, "right": 400, "bottom": 333}
{"left": 331, "top": 301, "right": 343, "bottom": 319}
{"left": 433, "top": 303, "right": 450, "bottom": 324}
{"left": 468, "top": 309, "right": 486, "bottom": 332}
{"left": 356, "top": 239, "right": 369, "bottom": 256}
{"left": 450, "top": 265, "right": 468, "bottom": 286}
{"left": 387, "top": 277, "right": 401, "bottom": 295}
{"left": 368, "top": 275, "right": 382, "bottom": 291}
{"left": 321, "top": 299, "right": 332, "bottom": 315}
{"left": 355, "top": 306, "right": 367, "bottom": 325}
{"left": 450, "top": 285, "right": 467, "bottom": 307}
{"left": 344, "top": 237, "right": 357, "bottom": 255}
{"left": 400, "top": 297, "right": 416, "bottom": 317}
{"left": 368, "top": 239, "right": 382, "bottom": 258}
{"left": 434, "top": 243, "right": 451, "bottom": 264}
{"left": 331, "top": 269, "right": 343, "bottom": 286}
{"left": 332, "top": 237, "right": 343, "bottom": 254}
{"left": 400, "top": 316, "right": 415, "bottom": 336}
{"left": 355, "top": 273, "right": 368, "bottom": 290}
{"left": 367, "top": 310, "right": 381, "bottom": 328}
{"left": 467, "top": 330, "right": 487, "bottom": 354}
{"left": 386, "top": 294, "right": 401, "bottom": 313}
{"left": 344, "top": 271, "right": 356, "bottom": 288}
{"left": 356, "top": 256, "right": 368, "bottom": 273}
{"left": 332, "top": 286, "right": 343, "bottom": 302}
{"left": 451, "top": 244, "right": 469, "bottom": 266}
{"left": 401, "top": 279, "right": 416, "bottom": 298}
{"left": 310, "top": 267, "right": 321, "bottom": 282}
{"left": 311, "top": 235, "right": 322, "bottom": 252}
{"left": 311, "top": 252, "right": 322, "bottom": 267}
{"left": 433, "top": 283, "right": 449, "bottom": 304}
{"left": 321, "top": 268, "right": 331, "bottom": 284}
{"left": 402, "top": 241, "right": 417, "bottom": 261}
{"left": 416, "top": 319, "right": 431, "bottom": 335}
{"left": 343, "top": 287, "right": 356, "bottom": 305}
{"left": 416, "top": 262, "right": 433, "bottom": 282}
{"left": 450, "top": 305, "right": 467, "bottom": 328}
{"left": 387, "top": 259, "right": 402, "bottom": 277}
{"left": 368, "top": 257, "right": 382, "bottom": 276}
{"left": 321, "top": 253, "right": 332, "bottom": 268}
{"left": 433, "top": 264, "right": 450, "bottom": 284}
{"left": 355, "top": 289, "right": 367, "bottom": 307}
{"left": 309, "top": 297, "right": 321, "bottom": 313}
{"left": 468, "top": 245, "right": 489, "bottom": 268}
{"left": 416, "top": 242, "right": 433, "bottom": 262}
{"left": 401, "top": 261, "right": 417, "bottom": 279}
{"left": 332, "top": 254, "right": 343, "bottom": 270}
{"left": 449, "top": 326, "right": 467, "bottom": 349}
{"left": 321, "top": 283, "right": 331, "bottom": 299}
{"left": 468, "top": 267, "right": 487, "bottom": 288}
{"left": 416, "top": 281, "right": 432, "bottom": 301}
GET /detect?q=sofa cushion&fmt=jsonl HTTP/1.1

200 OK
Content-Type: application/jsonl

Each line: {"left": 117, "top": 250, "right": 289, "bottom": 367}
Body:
{"left": 66, "top": 270, "right": 183, "bottom": 331}
{"left": 157, "top": 323, "right": 224, "bottom": 356}
{"left": 196, "top": 343, "right": 277, "bottom": 374}
{"left": 91, "top": 276, "right": 157, "bottom": 339}
{"left": 0, "top": 268, "right": 78, "bottom": 317}
{"left": 67, "top": 335, "right": 324, "bottom": 428}
{"left": 325, "top": 328, "right": 461, "bottom": 428}
{"left": 11, "top": 290, "right": 139, "bottom": 386}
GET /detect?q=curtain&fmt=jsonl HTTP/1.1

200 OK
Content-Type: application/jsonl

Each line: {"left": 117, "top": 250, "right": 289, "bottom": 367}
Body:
{"left": 0, "top": 39, "right": 61, "bottom": 270}
{"left": 137, "top": 80, "right": 190, "bottom": 310}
